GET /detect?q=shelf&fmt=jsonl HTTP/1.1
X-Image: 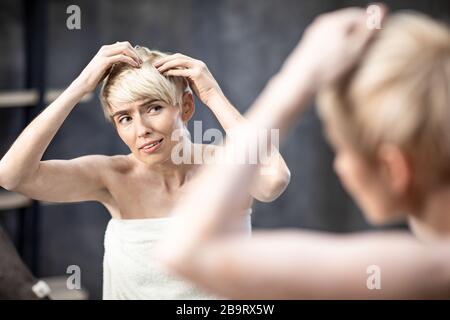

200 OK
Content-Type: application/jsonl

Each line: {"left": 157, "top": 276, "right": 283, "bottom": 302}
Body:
{"left": 0, "top": 89, "right": 93, "bottom": 108}
{"left": 0, "top": 90, "right": 36, "bottom": 106}
{"left": 0, "top": 189, "right": 71, "bottom": 212}
{"left": 0, "top": 190, "right": 32, "bottom": 211}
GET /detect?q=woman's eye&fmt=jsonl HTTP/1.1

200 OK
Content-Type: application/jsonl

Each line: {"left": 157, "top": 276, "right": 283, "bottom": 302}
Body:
{"left": 147, "top": 105, "right": 162, "bottom": 113}
{"left": 119, "top": 116, "right": 131, "bottom": 124}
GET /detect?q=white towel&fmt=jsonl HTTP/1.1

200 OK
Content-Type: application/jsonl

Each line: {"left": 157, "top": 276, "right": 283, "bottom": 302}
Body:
{"left": 103, "top": 210, "right": 252, "bottom": 300}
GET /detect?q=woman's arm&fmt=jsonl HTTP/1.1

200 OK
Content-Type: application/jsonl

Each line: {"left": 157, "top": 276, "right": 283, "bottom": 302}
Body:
{"left": 154, "top": 55, "right": 290, "bottom": 202}
{"left": 178, "top": 231, "right": 450, "bottom": 299}
{"left": 0, "top": 42, "right": 141, "bottom": 203}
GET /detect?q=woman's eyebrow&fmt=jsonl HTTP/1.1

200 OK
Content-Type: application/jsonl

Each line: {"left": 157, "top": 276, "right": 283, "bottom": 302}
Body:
{"left": 111, "top": 99, "right": 162, "bottom": 118}
{"left": 139, "top": 99, "right": 160, "bottom": 107}
{"left": 111, "top": 109, "right": 131, "bottom": 118}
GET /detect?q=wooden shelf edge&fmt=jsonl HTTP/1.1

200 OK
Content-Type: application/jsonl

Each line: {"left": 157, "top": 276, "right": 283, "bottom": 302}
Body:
{"left": 0, "top": 89, "right": 93, "bottom": 108}
{"left": 0, "top": 190, "right": 32, "bottom": 211}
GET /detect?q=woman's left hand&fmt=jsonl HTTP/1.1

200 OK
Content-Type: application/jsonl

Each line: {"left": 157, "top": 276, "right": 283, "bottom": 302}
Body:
{"left": 153, "top": 54, "right": 222, "bottom": 106}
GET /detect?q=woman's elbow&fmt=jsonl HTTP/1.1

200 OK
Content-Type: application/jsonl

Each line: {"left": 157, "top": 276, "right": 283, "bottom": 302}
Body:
{"left": 158, "top": 246, "right": 199, "bottom": 282}
{"left": 0, "top": 177, "right": 22, "bottom": 192}
{"left": 256, "top": 169, "right": 291, "bottom": 203}
{"left": 160, "top": 252, "right": 185, "bottom": 277}
{"left": 0, "top": 165, "right": 21, "bottom": 191}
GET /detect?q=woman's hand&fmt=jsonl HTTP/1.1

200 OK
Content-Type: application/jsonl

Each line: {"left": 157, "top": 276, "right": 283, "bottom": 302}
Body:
{"left": 74, "top": 41, "right": 142, "bottom": 94}
{"left": 281, "top": 5, "right": 387, "bottom": 92}
{"left": 153, "top": 54, "right": 222, "bottom": 107}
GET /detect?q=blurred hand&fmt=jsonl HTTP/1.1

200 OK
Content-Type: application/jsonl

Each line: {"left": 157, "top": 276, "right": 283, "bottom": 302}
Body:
{"left": 75, "top": 41, "right": 142, "bottom": 94}
{"left": 153, "top": 54, "right": 222, "bottom": 107}
{"left": 282, "top": 4, "right": 387, "bottom": 91}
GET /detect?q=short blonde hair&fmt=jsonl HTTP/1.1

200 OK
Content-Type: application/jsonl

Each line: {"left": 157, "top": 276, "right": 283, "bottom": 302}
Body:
{"left": 100, "top": 46, "right": 190, "bottom": 123}
{"left": 318, "top": 12, "right": 450, "bottom": 190}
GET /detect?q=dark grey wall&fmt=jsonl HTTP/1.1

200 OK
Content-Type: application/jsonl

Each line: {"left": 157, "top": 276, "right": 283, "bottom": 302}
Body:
{"left": 1, "top": 0, "right": 449, "bottom": 299}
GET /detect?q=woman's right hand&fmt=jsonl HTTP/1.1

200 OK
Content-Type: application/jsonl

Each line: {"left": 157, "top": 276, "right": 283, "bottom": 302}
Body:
{"left": 245, "top": 5, "right": 387, "bottom": 139}
{"left": 74, "top": 41, "right": 142, "bottom": 94}
{"left": 281, "top": 5, "right": 387, "bottom": 92}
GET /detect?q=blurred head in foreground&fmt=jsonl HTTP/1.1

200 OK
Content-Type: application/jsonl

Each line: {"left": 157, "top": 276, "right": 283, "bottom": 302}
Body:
{"left": 318, "top": 13, "right": 450, "bottom": 225}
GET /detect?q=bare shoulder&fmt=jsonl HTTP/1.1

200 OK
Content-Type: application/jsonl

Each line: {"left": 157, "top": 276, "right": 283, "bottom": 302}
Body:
{"left": 74, "top": 154, "right": 114, "bottom": 165}
{"left": 67, "top": 154, "right": 134, "bottom": 178}
{"left": 199, "top": 143, "right": 222, "bottom": 151}
{"left": 68, "top": 154, "right": 122, "bottom": 171}
{"left": 103, "top": 154, "right": 134, "bottom": 174}
{"left": 197, "top": 143, "right": 223, "bottom": 163}
{"left": 74, "top": 154, "right": 132, "bottom": 205}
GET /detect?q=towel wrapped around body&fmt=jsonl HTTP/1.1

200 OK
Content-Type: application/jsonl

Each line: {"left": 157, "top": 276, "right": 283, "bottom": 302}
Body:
{"left": 103, "top": 210, "right": 252, "bottom": 300}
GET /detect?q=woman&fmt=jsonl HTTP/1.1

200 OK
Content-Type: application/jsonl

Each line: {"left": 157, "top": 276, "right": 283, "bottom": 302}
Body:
{"left": 0, "top": 43, "right": 290, "bottom": 299}
{"left": 159, "top": 7, "right": 450, "bottom": 299}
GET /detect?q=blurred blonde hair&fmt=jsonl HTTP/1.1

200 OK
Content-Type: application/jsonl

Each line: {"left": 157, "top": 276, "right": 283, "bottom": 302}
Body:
{"left": 318, "top": 12, "right": 450, "bottom": 191}
{"left": 100, "top": 46, "right": 190, "bottom": 123}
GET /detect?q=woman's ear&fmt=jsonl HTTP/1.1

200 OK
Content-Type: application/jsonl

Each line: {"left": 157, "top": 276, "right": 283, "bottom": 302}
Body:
{"left": 376, "top": 144, "right": 412, "bottom": 197}
{"left": 181, "top": 92, "right": 195, "bottom": 123}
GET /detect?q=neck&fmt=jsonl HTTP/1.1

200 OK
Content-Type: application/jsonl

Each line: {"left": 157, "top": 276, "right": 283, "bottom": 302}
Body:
{"left": 134, "top": 137, "right": 194, "bottom": 190}
{"left": 156, "top": 160, "right": 189, "bottom": 185}
{"left": 408, "top": 185, "right": 450, "bottom": 242}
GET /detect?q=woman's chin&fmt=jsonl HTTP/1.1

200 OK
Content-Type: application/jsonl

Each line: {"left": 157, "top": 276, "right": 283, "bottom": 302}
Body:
{"left": 138, "top": 155, "right": 162, "bottom": 166}
{"left": 134, "top": 150, "right": 172, "bottom": 167}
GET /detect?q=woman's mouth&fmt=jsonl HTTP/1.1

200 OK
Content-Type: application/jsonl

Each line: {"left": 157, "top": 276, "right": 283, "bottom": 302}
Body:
{"left": 140, "top": 138, "right": 164, "bottom": 154}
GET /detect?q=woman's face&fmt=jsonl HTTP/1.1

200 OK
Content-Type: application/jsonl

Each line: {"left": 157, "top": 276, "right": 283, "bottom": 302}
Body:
{"left": 110, "top": 98, "right": 186, "bottom": 166}
{"left": 324, "top": 122, "right": 406, "bottom": 225}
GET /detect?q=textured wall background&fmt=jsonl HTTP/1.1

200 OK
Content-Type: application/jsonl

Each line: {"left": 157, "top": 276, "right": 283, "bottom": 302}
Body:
{"left": 1, "top": 0, "right": 449, "bottom": 299}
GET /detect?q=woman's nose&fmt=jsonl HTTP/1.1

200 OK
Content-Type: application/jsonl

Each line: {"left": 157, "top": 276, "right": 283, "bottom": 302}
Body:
{"left": 135, "top": 115, "right": 153, "bottom": 138}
